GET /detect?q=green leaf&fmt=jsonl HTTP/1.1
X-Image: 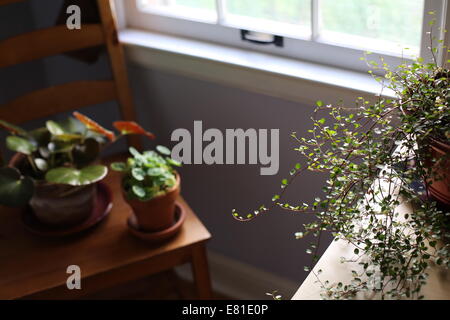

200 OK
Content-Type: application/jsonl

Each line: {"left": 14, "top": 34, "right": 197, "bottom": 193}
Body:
{"left": 147, "top": 167, "right": 165, "bottom": 176}
{"left": 34, "top": 158, "right": 48, "bottom": 172}
{"left": 129, "top": 147, "right": 141, "bottom": 158}
{"left": 166, "top": 157, "right": 182, "bottom": 167}
{"left": 110, "top": 162, "right": 127, "bottom": 172}
{"left": 0, "top": 119, "right": 28, "bottom": 136}
{"left": 45, "top": 165, "right": 107, "bottom": 186}
{"left": 316, "top": 100, "right": 323, "bottom": 107}
{"left": 6, "top": 136, "right": 37, "bottom": 155}
{"left": 131, "top": 168, "right": 146, "bottom": 181}
{"left": 29, "top": 128, "right": 51, "bottom": 147}
{"left": 46, "top": 120, "right": 66, "bottom": 136}
{"left": 132, "top": 185, "right": 146, "bottom": 198}
{"left": 0, "top": 168, "right": 34, "bottom": 207}
{"left": 156, "top": 145, "right": 171, "bottom": 156}
{"left": 59, "top": 117, "right": 86, "bottom": 135}
{"left": 54, "top": 133, "right": 83, "bottom": 142}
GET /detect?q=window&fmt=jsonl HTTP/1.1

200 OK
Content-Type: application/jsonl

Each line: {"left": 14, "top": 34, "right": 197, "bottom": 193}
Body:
{"left": 123, "top": 0, "right": 448, "bottom": 72}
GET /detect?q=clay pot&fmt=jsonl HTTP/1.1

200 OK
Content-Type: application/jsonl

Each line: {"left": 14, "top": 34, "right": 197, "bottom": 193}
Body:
{"left": 10, "top": 153, "right": 97, "bottom": 227}
{"left": 125, "top": 173, "right": 180, "bottom": 232}
{"left": 426, "top": 139, "right": 450, "bottom": 206}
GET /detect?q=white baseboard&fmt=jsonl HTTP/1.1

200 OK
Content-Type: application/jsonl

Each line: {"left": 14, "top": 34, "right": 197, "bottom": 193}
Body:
{"left": 175, "top": 250, "right": 299, "bottom": 300}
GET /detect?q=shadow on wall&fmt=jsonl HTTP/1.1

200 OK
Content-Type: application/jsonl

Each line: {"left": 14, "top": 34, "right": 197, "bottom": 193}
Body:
{"left": 129, "top": 66, "right": 333, "bottom": 286}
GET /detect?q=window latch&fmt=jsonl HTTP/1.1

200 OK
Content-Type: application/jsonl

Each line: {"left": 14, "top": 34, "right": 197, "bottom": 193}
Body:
{"left": 240, "top": 30, "right": 284, "bottom": 47}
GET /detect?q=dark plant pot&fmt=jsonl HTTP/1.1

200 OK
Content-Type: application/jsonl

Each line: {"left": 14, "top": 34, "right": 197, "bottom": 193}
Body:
{"left": 30, "top": 182, "right": 96, "bottom": 227}
{"left": 125, "top": 173, "right": 180, "bottom": 233}
{"left": 426, "top": 139, "right": 450, "bottom": 206}
{"left": 10, "top": 153, "right": 97, "bottom": 227}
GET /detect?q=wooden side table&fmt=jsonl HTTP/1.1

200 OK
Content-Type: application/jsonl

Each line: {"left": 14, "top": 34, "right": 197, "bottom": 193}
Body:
{"left": 0, "top": 156, "right": 212, "bottom": 300}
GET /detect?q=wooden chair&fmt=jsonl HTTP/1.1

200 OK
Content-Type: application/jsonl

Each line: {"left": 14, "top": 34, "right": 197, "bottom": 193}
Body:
{"left": 0, "top": 0, "right": 212, "bottom": 299}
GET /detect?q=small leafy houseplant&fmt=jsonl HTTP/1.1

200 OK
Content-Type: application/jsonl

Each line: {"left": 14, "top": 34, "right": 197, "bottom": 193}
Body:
{"left": 0, "top": 112, "right": 154, "bottom": 227}
{"left": 233, "top": 34, "right": 450, "bottom": 298}
{"left": 111, "top": 146, "right": 181, "bottom": 232}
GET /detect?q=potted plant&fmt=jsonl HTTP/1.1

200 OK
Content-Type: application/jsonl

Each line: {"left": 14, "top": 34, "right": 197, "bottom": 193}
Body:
{"left": 111, "top": 146, "right": 182, "bottom": 233}
{"left": 0, "top": 112, "right": 154, "bottom": 228}
{"left": 232, "top": 42, "right": 450, "bottom": 298}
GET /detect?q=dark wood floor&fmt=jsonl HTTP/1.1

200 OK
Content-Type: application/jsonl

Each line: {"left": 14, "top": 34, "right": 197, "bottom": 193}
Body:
{"left": 84, "top": 270, "right": 231, "bottom": 300}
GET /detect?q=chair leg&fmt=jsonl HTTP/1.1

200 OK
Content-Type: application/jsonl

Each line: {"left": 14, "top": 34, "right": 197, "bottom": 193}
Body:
{"left": 191, "top": 244, "right": 212, "bottom": 300}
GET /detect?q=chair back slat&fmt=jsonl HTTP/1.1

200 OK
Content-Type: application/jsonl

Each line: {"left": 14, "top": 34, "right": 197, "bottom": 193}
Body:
{"left": 0, "top": 0, "right": 141, "bottom": 148}
{"left": 0, "top": 80, "right": 117, "bottom": 124}
{"left": 0, "top": 0, "right": 24, "bottom": 6}
{"left": 0, "top": 24, "right": 105, "bottom": 68}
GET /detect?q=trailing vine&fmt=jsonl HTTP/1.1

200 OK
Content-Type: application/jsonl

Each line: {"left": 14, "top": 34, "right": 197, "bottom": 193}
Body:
{"left": 232, "top": 21, "right": 450, "bottom": 300}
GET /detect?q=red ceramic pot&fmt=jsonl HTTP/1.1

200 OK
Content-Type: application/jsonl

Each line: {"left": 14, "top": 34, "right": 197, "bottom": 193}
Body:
{"left": 125, "top": 173, "right": 180, "bottom": 233}
{"left": 426, "top": 139, "right": 450, "bottom": 206}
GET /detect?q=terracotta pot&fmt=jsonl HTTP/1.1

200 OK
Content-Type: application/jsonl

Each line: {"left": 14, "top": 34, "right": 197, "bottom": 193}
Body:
{"left": 124, "top": 173, "right": 180, "bottom": 232}
{"left": 10, "top": 153, "right": 97, "bottom": 227}
{"left": 426, "top": 139, "right": 450, "bottom": 206}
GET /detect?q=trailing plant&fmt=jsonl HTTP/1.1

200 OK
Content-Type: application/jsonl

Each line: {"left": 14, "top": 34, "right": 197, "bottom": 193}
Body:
{"left": 0, "top": 112, "right": 154, "bottom": 207}
{"left": 111, "top": 145, "right": 181, "bottom": 201}
{"left": 232, "top": 29, "right": 450, "bottom": 299}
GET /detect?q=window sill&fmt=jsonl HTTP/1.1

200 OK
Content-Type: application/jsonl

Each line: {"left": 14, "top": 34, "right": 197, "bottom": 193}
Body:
{"left": 119, "top": 29, "right": 395, "bottom": 105}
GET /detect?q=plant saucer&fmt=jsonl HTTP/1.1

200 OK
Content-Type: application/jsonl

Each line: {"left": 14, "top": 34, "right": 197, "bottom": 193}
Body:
{"left": 127, "top": 202, "right": 186, "bottom": 243}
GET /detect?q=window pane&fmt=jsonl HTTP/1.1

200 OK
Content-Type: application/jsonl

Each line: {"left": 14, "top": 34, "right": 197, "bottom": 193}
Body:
{"left": 224, "top": 0, "right": 311, "bottom": 37}
{"left": 170, "top": 0, "right": 215, "bottom": 10}
{"left": 320, "top": 0, "right": 425, "bottom": 54}
{"left": 138, "top": 0, "right": 216, "bottom": 22}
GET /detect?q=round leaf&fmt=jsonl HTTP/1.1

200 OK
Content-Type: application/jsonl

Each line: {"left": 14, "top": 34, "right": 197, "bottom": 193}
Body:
{"left": 131, "top": 168, "right": 146, "bottom": 181}
{"left": 0, "top": 120, "right": 28, "bottom": 136}
{"left": 59, "top": 117, "right": 86, "bottom": 135}
{"left": 29, "top": 128, "right": 51, "bottom": 147}
{"left": 73, "top": 112, "right": 115, "bottom": 142}
{"left": 6, "top": 136, "right": 37, "bottom": 155}
{"left": 110, "top": 162, "right": 127, "bottom": 172}
{"left": 166, "top": 157, "right": 182, "bottom": 167}
{"left": 0, "top": 168, "right": 34, "bottom": 207}
{"left": 132, "top": 185, "right": 146, "bottom": 198}
{"left": 46, "top": 120, "right": 65, "bottom": 136}
{"left": 156, "top": 145, "right": 171, "bottom": 156}
{"left": 34, "top": 158, "right": 48, "bottom": 172}
{"left": 113, "top": 121, "right": 155, "bottom": 139}
{"left": 147, "top": 167, "right": 165, "bottom": 176}
{"left": 129, "top": 147, "right": 142, "bottom": 158}
{"left": 45, "top": 165, "right": 107, "bottom": 186}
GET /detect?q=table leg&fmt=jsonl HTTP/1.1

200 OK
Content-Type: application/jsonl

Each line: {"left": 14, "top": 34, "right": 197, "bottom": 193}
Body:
{"left": 191, "top": 244, "right": 212, "bottom": 299}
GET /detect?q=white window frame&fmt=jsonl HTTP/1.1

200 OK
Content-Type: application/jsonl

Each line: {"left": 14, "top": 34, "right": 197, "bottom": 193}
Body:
{"left": 120, "top": 0, "right": 449, "bottom": 73}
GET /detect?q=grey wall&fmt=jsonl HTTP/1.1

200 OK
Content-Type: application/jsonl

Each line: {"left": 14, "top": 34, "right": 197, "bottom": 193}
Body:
{"left": 129, "top": 67, "right": 333, "bottom": 285}
{"left": 0, "top": 0, "right": 333, "bottom": 294}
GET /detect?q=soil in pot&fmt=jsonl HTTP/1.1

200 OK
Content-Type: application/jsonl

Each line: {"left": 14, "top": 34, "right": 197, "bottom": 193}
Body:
{"left": 125, "top": 174, "right": 181, "bottom": 233}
